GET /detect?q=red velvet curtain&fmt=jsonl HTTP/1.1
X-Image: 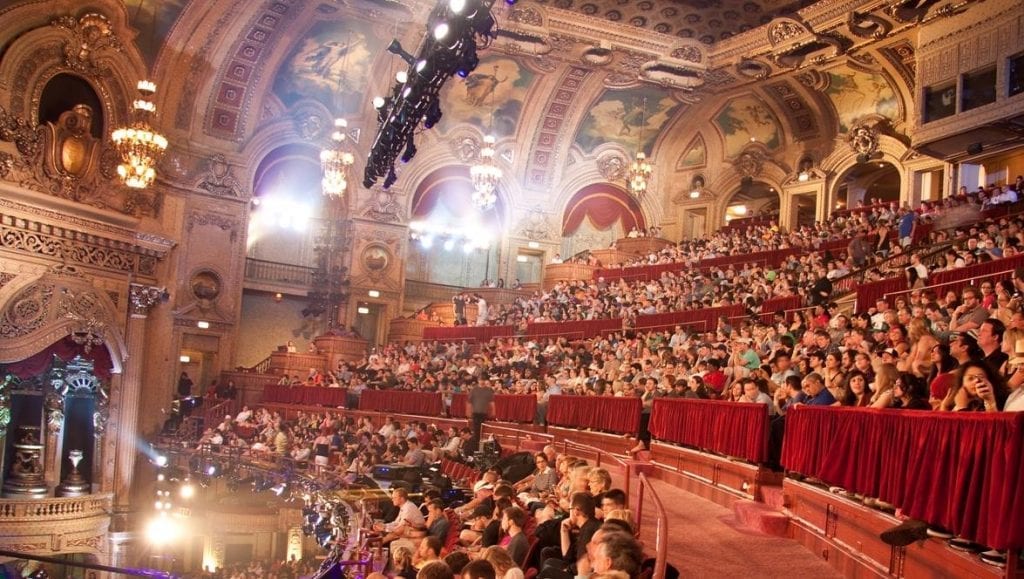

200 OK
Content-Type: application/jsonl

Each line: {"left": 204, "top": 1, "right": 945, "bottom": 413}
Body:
{"left": 649, "top": 399, "right": 769, "bottom": 463}
{"left": 562, "top": 185, "right": 644, "bottom": 236}
{"left": 546, "top": 395, "right": 641, "bottom": 434}
{"left": 1, "top": 337, "right": 114, "bottom": 381}
{"left": 358, "top": 389, "right": 444, "bottom": 416}
{"left": 782, "top": 406, "right": 1024, "bottom": 550}
{"left": 450, "top": 393, "right": 536, "bottom": 422}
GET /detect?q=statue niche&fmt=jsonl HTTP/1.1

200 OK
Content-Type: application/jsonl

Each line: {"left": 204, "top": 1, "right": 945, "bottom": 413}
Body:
{"left": 45, "top": 104, "right": 102, "bottom": 181}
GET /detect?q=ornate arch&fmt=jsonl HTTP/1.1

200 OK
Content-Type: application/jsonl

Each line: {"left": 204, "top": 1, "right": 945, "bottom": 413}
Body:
{"left": 0, "top": 267, "right": 126, "bottom": 373}
{"left": 819, "top": 131, "right": 910, "bottom": 210}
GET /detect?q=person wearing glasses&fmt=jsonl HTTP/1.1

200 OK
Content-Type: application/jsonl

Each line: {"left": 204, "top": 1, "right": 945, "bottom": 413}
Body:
{"left": 949, "top": 287, "right": 989, "bottom": 332}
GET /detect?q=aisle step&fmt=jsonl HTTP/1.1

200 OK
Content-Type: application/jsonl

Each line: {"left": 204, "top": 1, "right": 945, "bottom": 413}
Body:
{"left": 733, "top": 499, "right": 791, "bottom": 537}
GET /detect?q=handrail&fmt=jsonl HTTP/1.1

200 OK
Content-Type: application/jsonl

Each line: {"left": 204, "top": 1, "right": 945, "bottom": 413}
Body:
{"left": 830, "top": 240, "right": 953, "bottom": 299}
{"left": 556, "top": 438, "right": 632, "bottom": 504}
{"left": 250, "top": 355, "right": 272, "bottom": 374}
{"left": 244, "top": 257, "right": 315, "bottom": 286}
{"left": 635, "top": 473, "right": 668, "bottom": 579}
{"left": 883, "top": 267, "right": 1017, "bottom": 302}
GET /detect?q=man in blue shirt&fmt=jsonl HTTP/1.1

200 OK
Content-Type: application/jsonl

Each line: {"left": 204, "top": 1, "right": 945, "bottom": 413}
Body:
{"left": 801, "top": 372, "right": 837, "bottom": 406}
{"left": 898, "top": 210, "right": 916, "bottom": 248}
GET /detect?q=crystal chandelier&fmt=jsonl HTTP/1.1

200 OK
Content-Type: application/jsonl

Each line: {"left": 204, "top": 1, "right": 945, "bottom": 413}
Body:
{"left": 111, "top": 80, "right": 168, "bottom": 189}
{"left": 470, "top": 134, "right": 501, "bottom": 211}
{"left": 320, "top": 118, "right": 354, "bottom": 198}
{"left": 626, "top": 97, "right": 652, "bottom": 197}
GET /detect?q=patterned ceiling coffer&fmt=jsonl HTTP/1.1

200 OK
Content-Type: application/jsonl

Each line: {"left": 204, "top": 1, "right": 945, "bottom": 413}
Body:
{"left": 529, "top": 0, "right": 816, "bottom": 45}
{"left": 764, "top": 81, "right": 819, "bottom": 141}
{"left": 205, "top": 0, "right": 301, "bottom": 140}
{"left": 879, "top": 41, "right": 917, "bottom": 90}
{"left": 528, "top": 67, "right": 591, "bottom": 189}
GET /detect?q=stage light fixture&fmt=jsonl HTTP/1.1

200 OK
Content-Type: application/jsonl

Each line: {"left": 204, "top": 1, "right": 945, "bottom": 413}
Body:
{"left": 433, "top": 22, "right": 450, "bottom": 40}
{"left": 387, "top": 39, "right": 416, "bottom": 65}
{"left": 154, "top": 455, "right": 168, "bottom": 468}
{"left": 416, "top": 59, "right": 428, "bottom": 74}
{"left": 450, "top": 0, "right": 467, "bottom": 13}
{"left": 373, "top": 96, "right": 386, "bottom": 109}
{"left": 400, "top": 134, "right": 417, "bottom": 163}
{"left": 396, "top": 70, "right": 408, "bottom": 83}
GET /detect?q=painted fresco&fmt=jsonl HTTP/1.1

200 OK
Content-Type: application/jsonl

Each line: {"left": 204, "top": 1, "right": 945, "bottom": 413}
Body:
{"left": 128, "top": 0, "right": 190, "bottom": 67}
{"left": 678, "top": 135, "right": 706, "bottom": 169}
{"left": 436, "top": 56, "right": 535, "bottom": 137}
{"left": 825, "top": 67, "right": 899, "bottom": 133}
{"left": 574, "top": 87, "right": 681, "bottom": 155}
{"left": 273, "top": 20, "right": 382, "bottom": 113}
{"left": 714, "top": 95, "right": 782, "bottom": 158}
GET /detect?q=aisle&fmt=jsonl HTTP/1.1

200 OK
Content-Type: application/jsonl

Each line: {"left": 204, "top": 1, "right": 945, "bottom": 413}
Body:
{"left": 637, "top": 478, "right": 840, "bottom": 578}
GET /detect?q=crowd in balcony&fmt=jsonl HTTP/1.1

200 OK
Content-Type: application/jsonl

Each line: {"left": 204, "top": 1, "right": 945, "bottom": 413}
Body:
{"left": 189, "top": 410, "right": 645, "bottom": 579}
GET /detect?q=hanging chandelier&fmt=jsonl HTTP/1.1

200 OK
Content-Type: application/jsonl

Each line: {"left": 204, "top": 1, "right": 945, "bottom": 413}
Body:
{"left": 626, "top": 97, "right": 652, "bottom": 197}
{"left": 470, "top": 134, "right": 501, "bottom": 211}
{"left": 111, "top": 80, "right": 168, "bottom": 189}
{"left": 320, "top": 118, "right": 354, "bottom": 198}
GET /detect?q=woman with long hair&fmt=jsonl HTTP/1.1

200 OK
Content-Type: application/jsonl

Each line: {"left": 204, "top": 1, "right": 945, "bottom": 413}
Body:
{"left": 940, "top": 360, "right": 1011, "bottom": 412}
{"left": 901, "top": 318, "right": 939, "bottom": 378}
{"left": 841, "top": 370, "right": 872, "bottom": 407}
{"left": 870, "top": 363, "right": 898, "bottom": 408}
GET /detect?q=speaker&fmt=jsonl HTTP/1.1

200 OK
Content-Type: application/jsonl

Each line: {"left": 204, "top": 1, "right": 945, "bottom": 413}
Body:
{"left": 967, "top": 142, "right": 983, "bottom": 155}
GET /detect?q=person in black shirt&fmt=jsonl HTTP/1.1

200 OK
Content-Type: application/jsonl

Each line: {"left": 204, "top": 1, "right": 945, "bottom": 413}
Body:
{"left": 538, "top": 492, "right": 600, "bottom": 579}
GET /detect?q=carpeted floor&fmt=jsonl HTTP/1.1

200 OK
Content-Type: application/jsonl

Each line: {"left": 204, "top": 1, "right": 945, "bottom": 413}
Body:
{"left": 638, "top": 478, "right": 841, "bottom": 578}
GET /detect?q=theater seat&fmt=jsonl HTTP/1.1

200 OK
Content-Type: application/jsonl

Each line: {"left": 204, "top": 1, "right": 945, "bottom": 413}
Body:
{"left": 442, "top": 509, "right": 462, "bottom": 555}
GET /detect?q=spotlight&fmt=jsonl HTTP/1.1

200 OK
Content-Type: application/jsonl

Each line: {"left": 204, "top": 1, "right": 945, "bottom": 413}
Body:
{"left": 420, "top": 235, "right": 434, "bottom": 249}
{"left": 416, "top": 60, "right": 429, "bottom": 74}
{"left": 205, "top": 464, "right": 217, "bottom": 477}
{"left": 180, "top": 482, "right": 195, "bottom": 499}
{"left": 384, "top": 167, "right": 398, "bottom": 189}
{"left": 449, "top": 0, "right": 467, "bottom": 13}
{"left": 443, "top": 239, "right": 456, "bottom": 251}
{"left": 272, "top": 482, "right": 287, "bottom": 496}
{"left": 373, "top": 96, "right": 386, "bottom": 109}
{"left": 424, "top": 100, "right": 443, "bottom": 129}
{"left": 154, "top": 455, "right": 168, "bottom": 468}
{"left": 396, "top": 70, "right": 408, "bottom": 84}
{"left": 387, "top": 39, "right": 416, "bottom": 65}
{"left": 401, "top": 134, "right": 417, "bottom": 163}
{"left": 433, "top": 22, "right": 449, "bottom": 41}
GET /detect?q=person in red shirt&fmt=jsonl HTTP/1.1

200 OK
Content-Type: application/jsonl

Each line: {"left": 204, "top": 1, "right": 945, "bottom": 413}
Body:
{"left": 702, "top": 359, "right": 727, "bottom": 397}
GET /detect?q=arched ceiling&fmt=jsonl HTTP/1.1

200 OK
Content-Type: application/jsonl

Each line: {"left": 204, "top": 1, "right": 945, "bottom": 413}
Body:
{"left": 530, "top": 0, "right": 818, "bottom": 44}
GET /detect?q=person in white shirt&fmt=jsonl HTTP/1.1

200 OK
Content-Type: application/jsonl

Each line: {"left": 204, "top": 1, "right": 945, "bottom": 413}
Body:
{"left": 235, "top": 406, "right": 252, "bottom": 423}
{"left": 375, "top": 487, "right": 425, "bottom": 544}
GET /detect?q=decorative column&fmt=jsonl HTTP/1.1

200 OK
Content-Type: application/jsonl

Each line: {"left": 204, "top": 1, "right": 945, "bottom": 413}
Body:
{"left": 287, "top": 526, "right": 304, "bottom": 562}
{"left": 108, "top": 531, "right": 135, "bottom": 572}
{"left": 111, "top": 284, "right": 163, "bottom": 512}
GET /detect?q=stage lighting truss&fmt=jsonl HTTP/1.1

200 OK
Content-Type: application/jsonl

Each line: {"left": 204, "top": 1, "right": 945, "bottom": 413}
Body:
{"left": 364, "top": 0, "right": 509, "bottom": 189}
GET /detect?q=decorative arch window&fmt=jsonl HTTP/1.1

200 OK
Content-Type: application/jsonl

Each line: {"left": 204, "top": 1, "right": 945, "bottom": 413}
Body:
{"left": 38, "top": 73, "right": 105, "bottom": 138}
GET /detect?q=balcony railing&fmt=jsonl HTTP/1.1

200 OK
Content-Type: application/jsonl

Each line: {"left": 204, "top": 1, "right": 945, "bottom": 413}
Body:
{"left": 0, "top": 492, "right": 112, "bottom": 522}
{"left": 244, "top": 258, "right": 315, "bottom": 288}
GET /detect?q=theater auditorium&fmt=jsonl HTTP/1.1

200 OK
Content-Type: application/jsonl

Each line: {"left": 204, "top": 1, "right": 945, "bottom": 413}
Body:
{"left": 0, "top": 0, "right": 1022, "bottom": 577}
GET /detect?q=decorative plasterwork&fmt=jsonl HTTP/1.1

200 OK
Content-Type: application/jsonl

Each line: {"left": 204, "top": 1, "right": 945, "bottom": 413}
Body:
{"left": 360, "top": 188, "right": 406, "bottom": 224}
{"left": 515, "top": 204, "right": 557, "bottom": 242}
{"left": 878, "top": 40, "right": 916, "bottom": 90}
{"left": 762, "top": 81, "right": 820, "bottom": 141}
{"left": 0, "top": 209, "right": 163, "bottom": 278}
{"left": 766, "top": 17, "right": 847, "bottom": 69}
{"left": 526, "top": 67, "right": 592, "bottom": 189}
{"left": 205, "top": 0, "right": 304, "bottom": 140}
{"left": 187, "top": 210, "right": 241, "bottom": 243}
{"left": 50, "top": 13, "right": 123, "bottom": 77}
{"left": 195, "top": 154, "right": 244, "bottom": 198}
{"left": 0, "top": 104, "right": 161, "bottom": 217}
{"left": 847, "top": 122, "right": 880, "bottom": 156}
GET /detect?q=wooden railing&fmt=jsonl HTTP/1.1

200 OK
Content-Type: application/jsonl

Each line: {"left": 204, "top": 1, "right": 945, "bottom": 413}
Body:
{"left": 244, "top": 258, "right": 315, "bottom": 287}
{"left": 250, "top": 355, "right": 272, "bottom": 374}
{"left": 635, "top": 473, "right": 668, "bottom": 579}
{"left": 0, "top": 493, "right": 112, "bottom": 522}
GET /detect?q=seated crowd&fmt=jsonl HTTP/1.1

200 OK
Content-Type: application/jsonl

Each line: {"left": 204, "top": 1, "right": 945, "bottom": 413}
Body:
{"left": 194, "top": 412, "right": 646, "bottom": 579}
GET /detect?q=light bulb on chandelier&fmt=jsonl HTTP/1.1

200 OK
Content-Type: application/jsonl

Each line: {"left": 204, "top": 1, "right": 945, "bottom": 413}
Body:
{"left": 626, "top": 97, "right": 652, "bottom": 197}
{"left": 321, "top": 118, "right": 354, "bottom": 198}
{"left": 111, "top": 80, "right": 168, "bottom": 189}
{"left": 471, "top": 134, "right": 501, "bottom": 211}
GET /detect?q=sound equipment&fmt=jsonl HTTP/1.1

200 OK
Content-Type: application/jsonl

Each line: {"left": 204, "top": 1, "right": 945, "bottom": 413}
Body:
{"left": 490, "top": 451, "right": 536, "bottom": 484}
{"left": 371, "top": 464, "right": 422, "bottom": 485}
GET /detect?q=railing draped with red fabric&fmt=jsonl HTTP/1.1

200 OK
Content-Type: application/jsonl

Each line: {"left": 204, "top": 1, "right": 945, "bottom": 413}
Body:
{"left": 261, "top": 384, "right": 348, "bottom": 407}
{"left": 592, "top": 248, "right": 801, "bottom": 284}
{"left": 450, "top": 393, "right": 537, "bottom": 422}
{"left": 929, "top": 252, "right": 1024, "bottom": 287}
{"left": 358, "top": 389, "right": 444, "bottom": 416}
{"left": 421, "top": 325, "right": 516, "bottom": 342}
{"left": 649, "top": 398, "right": 769, "bottom": 463}
{"left": 525, "top": 318, "right": 622, "bottom": 339}
{"left": 633, "top": 304, "right": 745, "bottom": 334}
{"left": 546, "top": 395, "right": 641, "bottom": 434}
{"left": 854, "top": 276, "right": 909, "bottom": 313}
{"left": 781, "top": 406, "right": 1024, "bottom": 550}
{"left": 754, "top": 295, "right": 804, "bottom": 324}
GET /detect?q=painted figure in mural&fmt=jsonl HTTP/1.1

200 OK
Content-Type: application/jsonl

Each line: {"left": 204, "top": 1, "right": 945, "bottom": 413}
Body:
{"left": 302, "top": 39, "right": 361, "bottom": 80}
{"left": 463, "top": 66, "right": 507, "bottom": 107}
{"left": 617, "top": 98, "right": 647, "bottom": 136}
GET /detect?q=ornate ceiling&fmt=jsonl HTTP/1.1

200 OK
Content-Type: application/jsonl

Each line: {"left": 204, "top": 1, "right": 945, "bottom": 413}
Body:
{"left": 528, "top": 0, "right": 819, "bottom": 44}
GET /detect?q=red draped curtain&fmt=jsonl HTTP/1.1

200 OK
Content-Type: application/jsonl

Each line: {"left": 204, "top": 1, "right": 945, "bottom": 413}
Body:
{"left": 562, "top": 184, "right": 644, "bottom": 236}
{"left": 1, "top": 337, "right": 114, "bottom": 381}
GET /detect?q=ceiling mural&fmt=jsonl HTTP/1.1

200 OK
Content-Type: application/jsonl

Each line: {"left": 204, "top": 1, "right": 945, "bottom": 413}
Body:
{"left": 436, "top": 55, "right": 536, "bottom": 137}
{"left": 126, "top": 0, "right": 190, "bottom": 67}
{"left": 272, "top": 20, "right": 383, "bottom": 114}
{"left": 528, "top": 0, "right": 817, "bottom": 44}
{"left": 714, "top": 95, "right": 783, "bottom": 159}
{"left": 574, "top": 86, "right": 682, "bottom": 155}
{"left": 677, "top": 134, "right": 706, "bottom": 169}
{"left": 823, "top": 65, "right": 900, "bottom": 133}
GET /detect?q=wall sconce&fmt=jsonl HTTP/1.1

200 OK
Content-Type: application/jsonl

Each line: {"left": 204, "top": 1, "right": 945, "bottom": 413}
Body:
{"left": 273, "top": 292, "right": 283, "bottom": 303}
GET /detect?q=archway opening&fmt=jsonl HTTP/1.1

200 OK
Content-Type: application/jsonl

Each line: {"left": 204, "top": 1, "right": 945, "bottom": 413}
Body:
{"left": 723, "top": 179, "right": 779, "bottom": 227}
{"left": 38, "top": 73, "right": 104, "bottom": 138}
{"left": 833, "top": 161, "right": 900, "bottom": 210}
{"left": 407, "top": 166, "right": 504, "bottom": 287}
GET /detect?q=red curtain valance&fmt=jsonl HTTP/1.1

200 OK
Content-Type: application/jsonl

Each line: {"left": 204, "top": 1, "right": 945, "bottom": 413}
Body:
{"left": 1, "top": 336, "right": 114, "bottom": 381}
{"left": 562, "top": 184, "right": 644, "bottom": 236}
